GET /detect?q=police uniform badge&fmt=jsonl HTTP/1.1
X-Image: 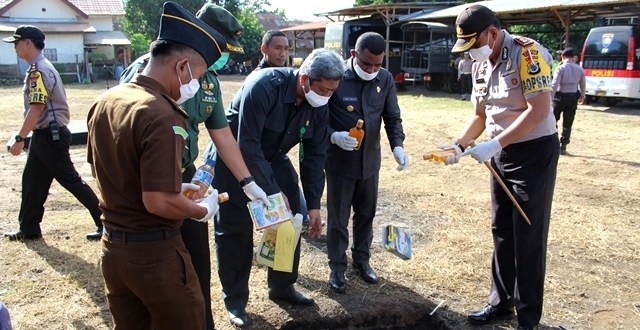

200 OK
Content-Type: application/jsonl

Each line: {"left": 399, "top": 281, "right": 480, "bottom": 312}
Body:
{"left": 29, "top": 71, "right": 40, "bottom": 89}
{"left": 376, "top": 86, "right": 381, "bottom": 93}
{"left": 206, "top": 105, "right": 212, "bottom": 114}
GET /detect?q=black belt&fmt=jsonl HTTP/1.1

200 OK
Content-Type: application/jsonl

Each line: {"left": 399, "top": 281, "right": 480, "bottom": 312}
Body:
{"left": 103, "top": 227, "right": 181, "bottom": 242}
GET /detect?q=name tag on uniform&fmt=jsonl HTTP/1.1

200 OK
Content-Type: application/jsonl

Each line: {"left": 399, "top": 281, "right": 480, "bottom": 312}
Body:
{"left": 476, "top": 78, "right": 485, "bottom": 84}
{"left": 343, "top": 96, "right": 358, "bottom": 102}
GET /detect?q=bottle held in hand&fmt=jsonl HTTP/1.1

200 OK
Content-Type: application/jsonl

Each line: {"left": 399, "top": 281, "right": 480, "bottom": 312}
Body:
{"left": 184, "top": 158, "right": 216, "bottom": 200}
{"left": 348, "top": 119, "right": 365, "bottom": 150}
{"left": 423, "top": 147, "right": 457, "bottom": 163}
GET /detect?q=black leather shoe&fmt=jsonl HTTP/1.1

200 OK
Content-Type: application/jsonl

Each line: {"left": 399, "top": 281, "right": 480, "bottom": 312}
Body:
{"left": 353, "top": 262, "right": 378, "bottom": 284}
{"left": 86, "top": 227, "right": 103, "bottom": 241}
{"left": 228, "top": 309, "right": 251, "bottom": 328}
{"left": 4, "top": 230, "right": 42, "bottom": 241}
{"left": 328, "top": 270, "right": 346, "bottom": 293}
{"left": 467, "top": 304, "right": 514, "bottom": 325}
{"left": 269, "top": 288, "right": 314, "bottom": 306}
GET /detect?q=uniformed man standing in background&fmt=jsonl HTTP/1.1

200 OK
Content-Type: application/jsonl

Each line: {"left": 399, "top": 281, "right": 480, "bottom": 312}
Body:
{"left": 3, "top": 25, "right": 103, "bottom": 241}
{"left": 213, "top": 48, "right": 343, "bottom": 328}
{"left": 443, "top": 5, "right": 559, "bottom": 330}
{"left": 325, "top": 32, "right": 408, "bottom": 294}
{"left": 551, "top": 47, "right": 585, "bottom": 155}
{"left": 255, "top": 30, "right": 290, "bottom": 69}
{"left": 87, "top": 3, "right": 226, "bottom": 328}
{"left": 458, "top": 51, "right": 473, "bottom": 100}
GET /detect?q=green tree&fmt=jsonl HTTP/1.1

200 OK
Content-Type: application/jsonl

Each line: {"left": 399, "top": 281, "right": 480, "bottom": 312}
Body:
{"left": 509, "top": 22, "right": 594, "bottom": 54}
{"left": 234, "top": 7, "right": 265, "bottom": 62}
{"left": 123, "top": 0, "right": 207, "bottom": 40}
{"left": 129, "top": 33, "right": 152, "bottom": 59}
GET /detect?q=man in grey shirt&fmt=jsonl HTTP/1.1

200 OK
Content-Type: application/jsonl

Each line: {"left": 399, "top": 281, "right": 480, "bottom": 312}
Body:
{"left": 551, "top": 47, "right": 585, "bottom": 155}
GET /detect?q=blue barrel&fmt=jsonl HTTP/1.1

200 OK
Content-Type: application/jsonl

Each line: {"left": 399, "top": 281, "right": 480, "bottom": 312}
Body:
{"left": 114, "top": 64, "right": 124, "bottom": 80}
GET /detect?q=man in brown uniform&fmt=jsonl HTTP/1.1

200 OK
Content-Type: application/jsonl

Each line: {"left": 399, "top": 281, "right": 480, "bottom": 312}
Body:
{"left": 86, "top": 2, "right": 227, "bottom": 328}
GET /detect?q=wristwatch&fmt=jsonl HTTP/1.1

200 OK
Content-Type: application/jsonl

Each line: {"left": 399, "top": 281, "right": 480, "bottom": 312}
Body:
{"left": 15, "top": 135, "right": 24, "bottom": 143}
{"left": 239, "top": 176, "right": 255, "bottom": 188}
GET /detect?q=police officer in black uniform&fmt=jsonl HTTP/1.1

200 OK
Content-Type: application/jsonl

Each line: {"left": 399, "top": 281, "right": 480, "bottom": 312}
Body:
{"left": 213, "top": 48, "right": 344, "bottom": 327}
{"left": 3, "top": 25, "right": 103, "bottom": 241}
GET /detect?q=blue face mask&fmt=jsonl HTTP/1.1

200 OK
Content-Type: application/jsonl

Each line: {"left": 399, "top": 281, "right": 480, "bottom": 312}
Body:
{"left": 209, "top": 52, "right": 230, "bottom": 71}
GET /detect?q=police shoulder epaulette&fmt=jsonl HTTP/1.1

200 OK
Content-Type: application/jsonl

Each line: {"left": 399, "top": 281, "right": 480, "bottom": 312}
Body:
{"left": 513, "top": 36, "right": 534, "bottom": 47}
{"left": 28, "top": 62, "right": 38, "bottom": 72}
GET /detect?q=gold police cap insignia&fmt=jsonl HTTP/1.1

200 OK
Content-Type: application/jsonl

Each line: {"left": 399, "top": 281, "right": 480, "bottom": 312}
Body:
{"left": 346, "top": 105, "right": 354, "bottom": 112}
{"left": 456, "top": 25, "right": 463, "bottom": 36}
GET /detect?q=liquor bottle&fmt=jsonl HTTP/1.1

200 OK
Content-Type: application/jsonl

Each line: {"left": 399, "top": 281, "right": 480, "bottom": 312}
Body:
{"left": 348, "top": 119, "right": 365, "bottom": 150}
{"left": 422, "top": 147, "right": 458, "bottom": 163}
{"left": 184, "top": 158, "right": 216, "bottom": 200}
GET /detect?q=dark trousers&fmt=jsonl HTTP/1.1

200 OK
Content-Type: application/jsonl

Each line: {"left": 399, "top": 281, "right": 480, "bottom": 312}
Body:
{"left": 214, "top": 155, "right": 303, "bottom": 311}
{"left": 488, "top": 135, "right": 559, "bottom": 327}
{"left": 101, "top": 234, "right": 205, "bottom": 330}
{"left": 19, "top": 126, "right": 101, "bottom": 234}
{"left": 553, "top": 92, "right": 578, "bottom": 145}
{"left": 326, "top": 171, "right": 378, "bottom": 272}
{"left": 460, "top": 73, "right": 472, "bottom": 95}
{"left": 180, "top": 165, "right": 213, "bottom": 330}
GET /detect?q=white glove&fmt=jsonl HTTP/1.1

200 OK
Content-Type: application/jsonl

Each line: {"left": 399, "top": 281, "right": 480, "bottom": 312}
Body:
{"left": 330, "top": 131, "right": 358, "bottom": 151}
{"left": 462, "top": 139, "right": 502, "bottom": 163}
{"left": 439, "top": 144, "right": 463, "bottom": 165}
{"left": 392, "top": 146, "right": 409, "bottom": 171}
{"left": 181, "top": 183, "right": 200, "bottom": 193}
{"left": 193, "top": 189, "right": 220, "bottom": 222}
{"left": 242, "top": 181, "right": 269, "bottom": 206}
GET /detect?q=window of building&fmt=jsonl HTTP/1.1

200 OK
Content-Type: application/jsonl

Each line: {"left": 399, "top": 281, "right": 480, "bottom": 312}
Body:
{"left": 43, "top": 48, "right": 58, "bottom": 62}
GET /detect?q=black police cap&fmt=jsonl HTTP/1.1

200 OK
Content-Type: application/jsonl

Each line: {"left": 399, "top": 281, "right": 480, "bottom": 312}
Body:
{"left": 158, "top": 1, "right": 227, "bottom": 67}
{"left": 562, "top": 47, "right": 574, "bottom": 57}
{"left": 3, "top": 25, "right": 45, "bottom": 43}
{"left": 452, "top": 5, "right": 496, "bottom": 53}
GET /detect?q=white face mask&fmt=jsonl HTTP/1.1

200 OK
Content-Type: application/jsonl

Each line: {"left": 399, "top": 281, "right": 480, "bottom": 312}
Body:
{"left": 304, "top": 80, "right": 330, "bottom": 108}
{"left": 176, "top": 62, "right": 200, "bottom": 104}
{"left": 353, "top": 58, "right": 379, "bottom": 81}
{"left": 468, "top": 31, "right": 493, "bottom": 62}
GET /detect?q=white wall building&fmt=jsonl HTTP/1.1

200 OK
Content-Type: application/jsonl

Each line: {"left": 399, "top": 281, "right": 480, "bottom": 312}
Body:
{"left": 0, "top": 0, "right": 128, "bottom": 80}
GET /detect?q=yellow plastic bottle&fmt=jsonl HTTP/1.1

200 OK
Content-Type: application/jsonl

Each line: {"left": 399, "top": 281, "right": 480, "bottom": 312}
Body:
{"left": 348, "top": 119, "right": 365, "bottom": 150}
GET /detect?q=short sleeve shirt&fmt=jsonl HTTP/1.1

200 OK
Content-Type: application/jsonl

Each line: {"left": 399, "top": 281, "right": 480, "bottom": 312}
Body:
{"left": 87, "top": 75, "right": 188, "bottom": 233}
{"left": 471, "top": 31, "right": 557, "bottom": 143}
{"left": 24, "top": 54, "right": 70, "bottom": 128}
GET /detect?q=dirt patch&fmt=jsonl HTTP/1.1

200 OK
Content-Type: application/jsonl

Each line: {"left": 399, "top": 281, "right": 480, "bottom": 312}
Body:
{"left": 0, "top": 75, "right": 639, "bottom": 329}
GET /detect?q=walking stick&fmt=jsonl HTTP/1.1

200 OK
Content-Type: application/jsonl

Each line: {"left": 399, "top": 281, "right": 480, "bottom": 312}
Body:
{"left": 469, "top": 141, "right": 532, "bottom": 225}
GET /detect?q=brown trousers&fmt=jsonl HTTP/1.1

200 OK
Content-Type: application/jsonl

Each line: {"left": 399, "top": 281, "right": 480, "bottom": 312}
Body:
{"left": 101, "top": 233, "right": 205, "bottom": 330}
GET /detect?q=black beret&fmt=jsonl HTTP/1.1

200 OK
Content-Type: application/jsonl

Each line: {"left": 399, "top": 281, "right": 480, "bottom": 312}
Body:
{"left": 3, "top": 25, "right": 45, "bottom": 43}
{"left": 452, "top": 5, "right": 496, "bottom": 53}
{"left": 196, "top": 3, "right": 244, "bottom": 54}
{"left": 157, "top": 1, "right": 227, "bottom": 67}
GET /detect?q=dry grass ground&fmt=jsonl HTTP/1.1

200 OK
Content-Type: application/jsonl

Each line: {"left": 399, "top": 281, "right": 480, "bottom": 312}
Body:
{"left": 0, "top": 75, "right": 639, "bottom": 329}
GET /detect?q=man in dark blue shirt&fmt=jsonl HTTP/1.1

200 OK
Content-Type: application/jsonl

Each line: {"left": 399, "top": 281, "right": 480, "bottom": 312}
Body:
{"left": 213, "top": 48, "right": 344, "bottom": 328}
